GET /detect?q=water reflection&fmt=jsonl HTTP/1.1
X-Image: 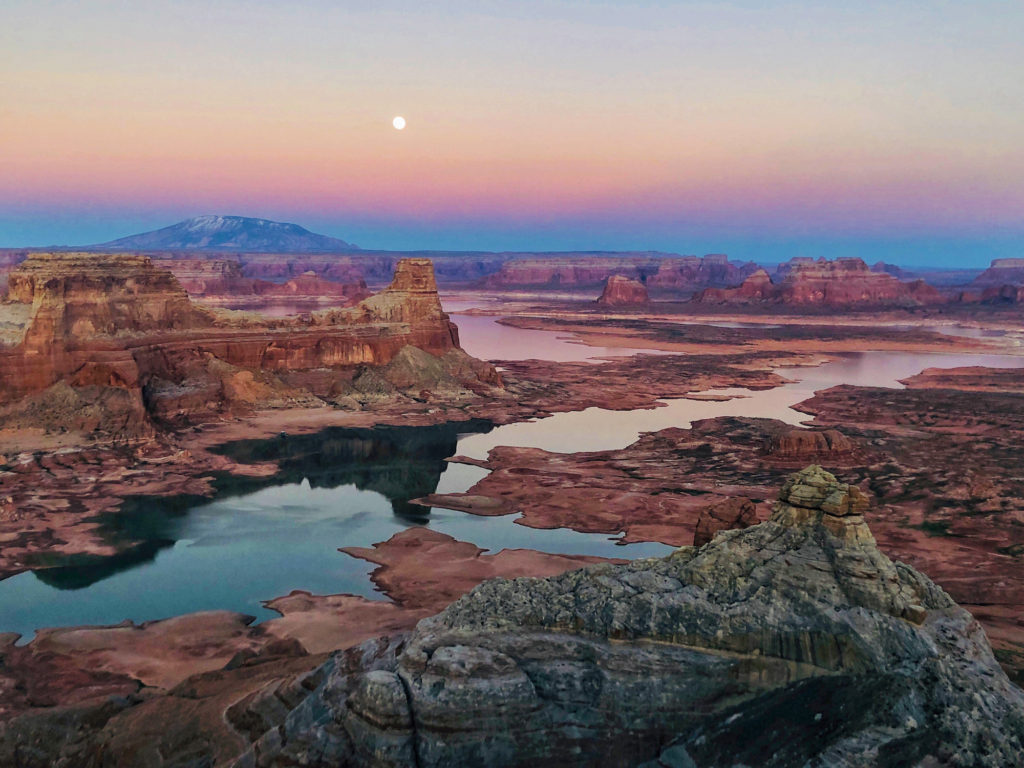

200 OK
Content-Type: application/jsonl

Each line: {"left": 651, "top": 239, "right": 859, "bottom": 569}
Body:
{"left": 22, "top": 420, "right": 495, "bottom": 591}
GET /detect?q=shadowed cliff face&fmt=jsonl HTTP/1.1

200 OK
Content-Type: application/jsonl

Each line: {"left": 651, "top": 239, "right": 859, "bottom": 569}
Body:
{"left": 222, "top": 466, "right": 1024, "bottom": 768}
{"left": 0, "top": 254, "right": 501, "bottom": 439}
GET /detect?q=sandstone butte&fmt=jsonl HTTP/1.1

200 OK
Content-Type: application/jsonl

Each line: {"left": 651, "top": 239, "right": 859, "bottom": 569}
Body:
{"left": 0, "top": 253, "right": 502, "bottom": 439}
{"left": 9, "top": 467, "right": 1019, "bottom": 766}
{"left": 595, "top": 274, "right": 649, "bottom": 306}
{"left": 696, "top": 256, "right": 944, "bottom": 307}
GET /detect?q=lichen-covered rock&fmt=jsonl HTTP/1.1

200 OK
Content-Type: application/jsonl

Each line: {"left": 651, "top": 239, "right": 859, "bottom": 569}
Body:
{"left": 233, "top": 466, "right": 1024, "bottom": 767}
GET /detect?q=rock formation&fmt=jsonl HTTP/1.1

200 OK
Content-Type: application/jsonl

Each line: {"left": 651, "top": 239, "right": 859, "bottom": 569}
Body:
{"left": 765, "top": 427, "right": 856, "bottom": 460}
{"left": 162, "top": 258, "right": 370, "bottom": 309}
{"left": 645, "top": 253, "right": 757, "bottom": 294}
{"left": 222, "top": 466, "right": 1024, "bottom": 767}
{"left": 981, "top": 283, "right": 1024, "bottom": 304}
{"left": 973, "top": 258, "right": 1024, "bottom": 287}
{"left": 696, "top": 257, "right": 944, "bottom": 307}
{"left": 595, "top": 274, "right": 649, "bottom": 305}
{"left": 482, "top": 254, "right": 752, "bottom": 294}
{"left": 0, "top": 254, "right": 501, "bottom": 440}
{"left": 691, "top": 496, "right": 757, "bottom": 546}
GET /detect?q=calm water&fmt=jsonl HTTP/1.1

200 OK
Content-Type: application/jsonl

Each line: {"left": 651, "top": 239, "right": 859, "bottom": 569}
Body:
{"left": 1, "top": 313, "right": 1022, "bottom": 639}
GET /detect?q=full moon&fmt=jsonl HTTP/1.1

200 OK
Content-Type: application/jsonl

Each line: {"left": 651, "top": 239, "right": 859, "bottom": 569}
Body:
{"left": 392, "top": 116, "right": 406, "bottom": 130}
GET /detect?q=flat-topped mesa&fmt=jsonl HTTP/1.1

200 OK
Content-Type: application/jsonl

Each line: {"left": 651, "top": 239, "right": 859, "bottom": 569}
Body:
{"left": 0, "top": 253, "right": 214, "bottom": 400}
{"left": 974, "top": 258, "right": 1024, "bottom": 288}
{"left": 696, "top": 256, "right": 943, "bottom": 307}
{"left": 234, "top": 465, "right": 1024, "bottom": 767}
{"left": 595, "top": 274, "right": 649, "bottom": 306}
{"left": 480, "top": 253, "right": 753, "bottom": 295}
{"left": 6, "top": 252, "right": 208, "bottom": 333}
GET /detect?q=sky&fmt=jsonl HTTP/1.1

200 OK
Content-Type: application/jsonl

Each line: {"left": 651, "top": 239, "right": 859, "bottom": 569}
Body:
{"left": 1, "top": 0, "right": 1022, "bottom": 266}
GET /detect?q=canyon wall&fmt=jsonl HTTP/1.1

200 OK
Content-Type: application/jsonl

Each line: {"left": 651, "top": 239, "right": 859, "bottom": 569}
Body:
{"left": 697, "top": 257, "right": 944, "bottom": 307}
{"left": 160, "top": 258, "right": 370, "bottom": 308}
{"left": 483, "top": 253, "right": 755, "bottom": 294}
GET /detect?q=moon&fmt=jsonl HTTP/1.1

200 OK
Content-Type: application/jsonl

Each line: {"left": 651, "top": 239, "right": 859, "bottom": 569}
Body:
{"left": 392, "top": 116, "right": 406, "bottom": 131}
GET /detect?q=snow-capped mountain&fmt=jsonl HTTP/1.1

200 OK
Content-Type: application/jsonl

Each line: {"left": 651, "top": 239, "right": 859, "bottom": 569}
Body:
{"left": 95, "top": 215, "right": 359, "bottom": 252}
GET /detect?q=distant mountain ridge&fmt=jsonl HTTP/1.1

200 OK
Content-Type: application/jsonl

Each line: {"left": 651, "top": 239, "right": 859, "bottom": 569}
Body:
{"left": 95, "top": 215, "right": 359, "bottom": 253}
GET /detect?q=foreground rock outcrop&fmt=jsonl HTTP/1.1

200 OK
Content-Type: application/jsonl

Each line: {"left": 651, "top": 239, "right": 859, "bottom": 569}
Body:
{"left": 222, "top": 467, "right": 1023, "bottom": 767}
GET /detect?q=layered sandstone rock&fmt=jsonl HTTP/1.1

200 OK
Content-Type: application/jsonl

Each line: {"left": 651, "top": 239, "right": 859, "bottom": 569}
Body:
{"left": 645, "top": 253, "right": 756, "bottom": 293}
{"left": 973, "top": 258, "right": 1024, "bottom": 287}
{"left": 766, "top": 427, "right": 855, "bottom": 460}
{"left": 982, "top": 283, "right": 1024, "bottom": 304}
{"left": 161, "top": 259, "right": 370, "bottom": 309}
{"left": 0, "top": 254, "right": 500, "bottom": 440}
{"left": 481, "top": 253, "right": 750, "bottom": 293}
{"left": 696, "top": 257, "right": 943, "bottom": 307}
{"left": 228, "top": 466, "right": 1024, "bottom": 768}
{"left": 691, "top": 496, "right": 757, "bottom": 546}
{"left": 595, "top": 274, "right": 649, "bottom": 305}
{"left": 697, "top": 267, "right": 774, "bottom": 302}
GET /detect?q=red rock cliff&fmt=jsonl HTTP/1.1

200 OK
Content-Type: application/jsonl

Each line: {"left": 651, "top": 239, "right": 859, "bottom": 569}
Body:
{"left": 0, "top": 255, "right": 499, "bottom": 437}
{"left": 696, "top": 258, "right": 943, "bottom": 307}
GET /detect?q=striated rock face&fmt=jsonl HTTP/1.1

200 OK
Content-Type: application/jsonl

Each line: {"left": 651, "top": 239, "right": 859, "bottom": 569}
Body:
{"left": 0, "top": 255, "right": 500, "bottom": 439}
{"left": 482, "top": 255, "right": 661, "bottom": 289}
{"left": 481, "top": 254, "right": 751, "bottom": 294}
{"left": 230, "top": 466, "right": 1024, "bottom": 768}
{"left": 646, "top": 254, "right": 757, "bottom": 294}
{"left": 697, "top": 257, "right": 943, "bottom": 307}
{"left": 697, "top": 267, "right": 775, "bottom": 302}
{"left": 973, "top": 258, "right": 1024, "bottom": 287}
{"left": 981, "top": 284, "right": 1024, "bottom": 304}
{"left": 692, "top": 496, "right": 757, "bottom": 546}
{"left": 595, "top": 274, "right": 649, "bottom": 306}
{"left": 162, "top": 258, "right": 370, "bottom": 307}
{"left": 766, "top": 427, "right": 856, "bottom": 460}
